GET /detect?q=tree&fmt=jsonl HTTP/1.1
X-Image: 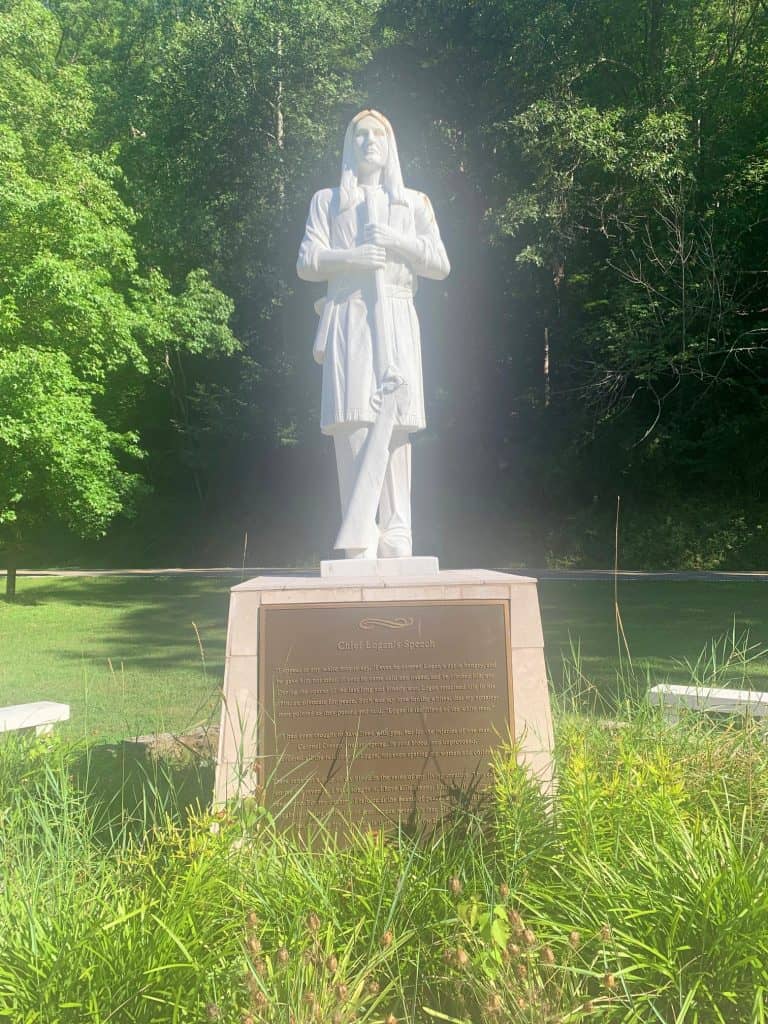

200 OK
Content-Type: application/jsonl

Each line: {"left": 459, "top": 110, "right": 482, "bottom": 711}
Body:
{"left": 490, "top": 0, "right": 768, "bottom": 530}
{"left": 110, "top": 0, "right": 381, "bottom": 451}
{"left": 374, "top": 0, "right": 768, "bottom": 566}
{"left": 0, "top": 348, "right": 142, "bottom": 599}
{"left": 6, "top": 0, "right": 768, "bottom": 570}
{"left": 34, "top": 0, "right": 386, "bottom": 535}
{"left": 0, "top": 0, "right": 237, "bottom": 593}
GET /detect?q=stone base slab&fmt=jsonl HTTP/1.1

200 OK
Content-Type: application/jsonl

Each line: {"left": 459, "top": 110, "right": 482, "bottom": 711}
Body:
{"left": 320, "top": 556, "right": 440, "bottom": 578}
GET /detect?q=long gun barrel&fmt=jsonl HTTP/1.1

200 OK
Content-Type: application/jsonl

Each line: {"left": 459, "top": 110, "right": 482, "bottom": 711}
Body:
{"left": 334, "top": 190, "right": 409, "bottom": 553}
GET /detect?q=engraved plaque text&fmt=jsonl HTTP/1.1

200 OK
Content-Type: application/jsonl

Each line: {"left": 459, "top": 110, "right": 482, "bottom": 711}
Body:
{"left": 260, "top": 600, "right": 512, "bottom": 828}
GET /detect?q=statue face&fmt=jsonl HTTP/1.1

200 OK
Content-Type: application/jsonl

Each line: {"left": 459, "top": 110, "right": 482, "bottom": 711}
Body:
{"left": 352, "top": 114, "right": 389, "bottom": 175}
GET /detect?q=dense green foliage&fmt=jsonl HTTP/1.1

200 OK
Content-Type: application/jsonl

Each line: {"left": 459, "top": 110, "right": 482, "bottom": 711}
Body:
{"left": 0, "top": 0, "right": 236, "bottom": 587}
{"left": 3, "top": 709, "right": 768, "bottom": 1021}
{"left": 373, "top": 0, "right": 768, "bottom": 567}
{"left": 2, "top": 0, "right": 768, "bottom": 568}
{"left": 0, "top": 348, "right": 142, "bottom": 544}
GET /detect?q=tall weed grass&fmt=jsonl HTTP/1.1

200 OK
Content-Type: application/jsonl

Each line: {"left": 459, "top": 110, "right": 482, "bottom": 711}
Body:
{"left": 3, "top": 675, "right": 768, "bottom": 1020}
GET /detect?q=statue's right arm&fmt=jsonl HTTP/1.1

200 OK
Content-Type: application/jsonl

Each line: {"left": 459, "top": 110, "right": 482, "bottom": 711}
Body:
{"left": 297, "top": 190, "right": 385, "bottom": 281}
{"left": 297, "top": 191, "right": 333, "bottom": 282}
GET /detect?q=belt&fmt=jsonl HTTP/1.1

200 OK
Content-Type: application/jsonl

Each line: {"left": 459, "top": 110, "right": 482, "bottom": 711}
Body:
{"left": 314, "top": 282, "right": 415, "bottom": 316}
{"left": 327, "top": 282, "right": 414, "bottom": 303}
{"left": 314, "top": 284, "right": 413, "bottom": 316}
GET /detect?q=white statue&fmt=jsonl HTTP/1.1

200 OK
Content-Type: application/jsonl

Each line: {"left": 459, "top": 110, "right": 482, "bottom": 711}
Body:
{"left": 297, "top": 109, "right": 450, "bottom": 559}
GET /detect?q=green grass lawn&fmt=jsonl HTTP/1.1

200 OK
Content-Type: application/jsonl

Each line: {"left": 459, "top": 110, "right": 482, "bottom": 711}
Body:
{"left": 0, "top": 575, "right": 230, "bottom": 741}
{"left": 541, "top": 579, "right": 768, "bottom": 701}
{"left": 1, "top": 575, "right": 767, "bottom": 740}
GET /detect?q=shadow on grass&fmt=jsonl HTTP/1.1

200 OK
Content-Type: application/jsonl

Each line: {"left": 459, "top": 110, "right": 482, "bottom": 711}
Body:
{"left": 11, "top": 575, "right": 230, "bottom": 608}
{"left": 540, "top": 579, "right": 768, "bottom": 702}
{"left": 72, "top": 738, "right": 215, "bottom": 842}
{"left": 3, "top": 593, "right": 41, "bottom": 606}
{"left": 19, "top": 575, "right": 232, "bottom": 672}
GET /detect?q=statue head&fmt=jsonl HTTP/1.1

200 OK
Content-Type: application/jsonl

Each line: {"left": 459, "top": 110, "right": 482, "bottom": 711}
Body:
{"left": 340, "top": 109, "right": 406, "bottom": 211}
{"left": 352, "top": 112, "right": 389, "bottom": 176}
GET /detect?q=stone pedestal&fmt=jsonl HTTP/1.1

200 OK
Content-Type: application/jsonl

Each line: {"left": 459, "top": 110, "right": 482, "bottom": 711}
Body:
{"left": 214, "top": 568, "right": 553, "bottom": 826}
{"left": 320, "top": 556, "right": 440, "bottom": 578}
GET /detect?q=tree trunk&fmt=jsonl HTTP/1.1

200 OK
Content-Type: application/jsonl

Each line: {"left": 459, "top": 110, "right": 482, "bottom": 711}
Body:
{"left": 646, "top": 0, "right": 666, "bottom": 102}
{"left": 275, "top": 28, "right": 285, "bottom": 209}
{"left": 5, "top": 556, "right": 17, "bottom": 602}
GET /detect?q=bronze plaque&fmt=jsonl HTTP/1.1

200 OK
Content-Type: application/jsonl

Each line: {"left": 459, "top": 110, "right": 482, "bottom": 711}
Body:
{"left": 260, "top": 600, "right": 512, "bottom": 828}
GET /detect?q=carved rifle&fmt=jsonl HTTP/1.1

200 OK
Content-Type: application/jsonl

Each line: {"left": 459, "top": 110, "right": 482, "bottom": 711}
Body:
{"left": 334, "top": 189, "right": 409, "bottom": 553}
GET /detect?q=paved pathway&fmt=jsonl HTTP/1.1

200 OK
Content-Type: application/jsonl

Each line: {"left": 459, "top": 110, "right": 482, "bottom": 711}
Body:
{"left": 7, "top": 567, "right": 768, "bottom": 582}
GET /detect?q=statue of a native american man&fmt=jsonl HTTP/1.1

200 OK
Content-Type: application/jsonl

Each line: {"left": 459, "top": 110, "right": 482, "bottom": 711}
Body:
{"left": 297, "top": 110, "right": 450, "bottom": 559}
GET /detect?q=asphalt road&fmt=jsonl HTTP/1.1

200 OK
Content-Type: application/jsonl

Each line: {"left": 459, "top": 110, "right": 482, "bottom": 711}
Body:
{"left": 6, "top": 567, "right": 768, "bottom": 581}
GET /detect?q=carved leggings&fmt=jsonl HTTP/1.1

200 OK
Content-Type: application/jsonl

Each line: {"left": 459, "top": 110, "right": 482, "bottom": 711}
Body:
{"left": 333, "top": 426, "right": 412, "bottom": 557}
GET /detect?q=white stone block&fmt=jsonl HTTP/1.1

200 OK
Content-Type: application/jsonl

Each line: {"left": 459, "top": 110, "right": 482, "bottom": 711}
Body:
{"left": 0, "top": 701, "right": 70, "bottom": 735}
{"left": 321, "top": 556, "right": 440, "bottom": 578}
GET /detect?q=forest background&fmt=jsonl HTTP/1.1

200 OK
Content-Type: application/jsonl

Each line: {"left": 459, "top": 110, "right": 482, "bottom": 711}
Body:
{"left": 2, "top": 0, "right": 768, "bottom": 576}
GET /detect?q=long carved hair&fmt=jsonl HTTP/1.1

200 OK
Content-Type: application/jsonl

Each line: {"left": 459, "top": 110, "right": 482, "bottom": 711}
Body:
{"left": 339, "top": 109, "right": 407, "bottom": 212}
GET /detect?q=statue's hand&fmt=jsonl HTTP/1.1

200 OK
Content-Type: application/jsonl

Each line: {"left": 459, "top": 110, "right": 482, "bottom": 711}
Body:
{"left": 370, "top": 368, "right": 407, "bottom": 414}
{"left": 365, "top": 223, "right": 403, "bottom": 251}
{"left": 346, "top": 244, "right": 386, "bottom": 271}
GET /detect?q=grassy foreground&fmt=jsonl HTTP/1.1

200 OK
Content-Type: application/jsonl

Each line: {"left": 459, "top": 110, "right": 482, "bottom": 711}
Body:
{"left": 1, "top": 576, "right": 768, "bottom": 738}
{"left": 3, "top": 706, "right": 768, "bottom": 1023}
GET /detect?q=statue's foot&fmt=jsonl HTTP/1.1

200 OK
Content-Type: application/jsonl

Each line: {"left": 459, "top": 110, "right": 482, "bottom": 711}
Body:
{"left": 346, "top": 540, "right": 378, "bottom": 559}
{"left": 378, "top": 528, "right": 412, "bottom": 559}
